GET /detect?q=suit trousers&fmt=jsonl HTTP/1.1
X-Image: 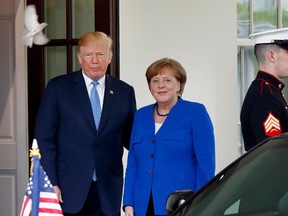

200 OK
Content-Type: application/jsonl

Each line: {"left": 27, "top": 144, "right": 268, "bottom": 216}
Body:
{"left": 63, "top": 181, "right": 105, "bottom": 216}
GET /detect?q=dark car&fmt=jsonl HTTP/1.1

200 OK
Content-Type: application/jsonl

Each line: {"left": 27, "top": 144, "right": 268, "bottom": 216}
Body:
{"left": 166, "top": 133, "right": 288, "bottom": 216}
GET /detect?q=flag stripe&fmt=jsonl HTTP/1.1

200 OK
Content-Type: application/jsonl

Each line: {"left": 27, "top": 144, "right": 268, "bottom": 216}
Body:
{"left": 20, "top": 197, "right": 32, "bottom": 216}
{"left": 39, "top": 213, "right": 64, "bottom": 216}
{"left": 39, "top": 202, "right": 62, "bottom": 210}
{"left": 40, "top": 198, "right": 61, "bottom": 205}
{"left": 39, "top": 207, "right": 64, "bottom": 214}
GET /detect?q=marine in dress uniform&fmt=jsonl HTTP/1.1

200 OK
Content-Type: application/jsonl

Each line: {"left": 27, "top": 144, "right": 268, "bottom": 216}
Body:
{"left": 240, "top": 28, "right": 288, "bottom": 151}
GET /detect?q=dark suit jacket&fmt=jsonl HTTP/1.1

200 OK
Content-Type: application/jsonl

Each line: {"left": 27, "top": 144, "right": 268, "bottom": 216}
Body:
{"left": 34, "top": 70, "right": 136, "bottom": 215}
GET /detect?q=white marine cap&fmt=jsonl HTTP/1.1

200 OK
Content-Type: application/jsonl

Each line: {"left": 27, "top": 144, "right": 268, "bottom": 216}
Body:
{"left": 249, "top": 28, "right": 288, "bottom": 49}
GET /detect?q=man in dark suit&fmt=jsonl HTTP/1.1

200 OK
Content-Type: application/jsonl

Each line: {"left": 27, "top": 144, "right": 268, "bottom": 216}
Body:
{"left": 34, "top": 31, "right": 136, "bottom": 216}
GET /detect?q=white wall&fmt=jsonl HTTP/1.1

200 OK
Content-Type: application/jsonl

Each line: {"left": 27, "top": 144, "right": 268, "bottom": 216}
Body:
{"left": 120, "top": 0, "right": 239, "bottom": 173}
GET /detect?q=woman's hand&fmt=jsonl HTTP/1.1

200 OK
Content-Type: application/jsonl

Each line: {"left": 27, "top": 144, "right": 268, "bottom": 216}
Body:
{"left": 124, "top": 206, "right": 134, "bottom": 216}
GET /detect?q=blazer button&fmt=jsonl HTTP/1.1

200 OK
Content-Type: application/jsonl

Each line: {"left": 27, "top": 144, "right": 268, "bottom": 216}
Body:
{"left": 149, "top": 169, "right": 153, "bottom": 174}
{"left": 151, "top": 139, "right": 155, "bottom": 143}
{"left": 150, "top": 154, "right": 154, "bottom": 158}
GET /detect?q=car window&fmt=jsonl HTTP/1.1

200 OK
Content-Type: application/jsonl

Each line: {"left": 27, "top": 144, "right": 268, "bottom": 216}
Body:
{"left": 182, "top": 138, "right": 288, "bottom": 216}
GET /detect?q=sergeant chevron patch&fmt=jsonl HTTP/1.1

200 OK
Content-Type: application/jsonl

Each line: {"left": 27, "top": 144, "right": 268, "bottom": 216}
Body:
{"left": 263, "top": 112, "right": 282, "bottom": 137}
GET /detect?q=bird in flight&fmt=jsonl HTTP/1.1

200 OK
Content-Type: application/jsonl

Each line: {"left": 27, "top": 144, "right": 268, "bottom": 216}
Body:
{"left": 22, "top": 4, "right": 49, "bottom": 48}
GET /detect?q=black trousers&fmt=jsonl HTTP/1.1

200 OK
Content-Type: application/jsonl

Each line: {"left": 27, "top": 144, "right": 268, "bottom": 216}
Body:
{"left": 64, "top": 181, "right": 105, "bottom": 216}
{"left": 146, "top": 192, "right": 167, "bottom": 216}
{"left": 146, "top": 192, "right": 155, "bottom": 216}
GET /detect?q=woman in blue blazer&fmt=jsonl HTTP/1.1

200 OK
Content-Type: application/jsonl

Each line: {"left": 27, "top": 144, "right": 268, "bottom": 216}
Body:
{"left": 123, "top": 58, "right": 215, "bottom": 216}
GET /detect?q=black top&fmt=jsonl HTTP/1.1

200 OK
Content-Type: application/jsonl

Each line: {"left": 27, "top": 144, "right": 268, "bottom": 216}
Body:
{"left": 240, "top": 71, "right": 288, "bottom": 151}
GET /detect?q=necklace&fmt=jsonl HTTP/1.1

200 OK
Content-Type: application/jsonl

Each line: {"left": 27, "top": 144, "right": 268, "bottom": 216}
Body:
{"left": 156, "top": 105, "right": 169, "bottom": 117}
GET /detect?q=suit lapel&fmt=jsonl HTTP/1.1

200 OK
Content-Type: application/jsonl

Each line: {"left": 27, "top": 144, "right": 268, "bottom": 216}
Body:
{"left": 73, "top": 70, "right": 96, "bottom": 131}
{"left": 97, "top": 75, "right": 114, "bottom": 132}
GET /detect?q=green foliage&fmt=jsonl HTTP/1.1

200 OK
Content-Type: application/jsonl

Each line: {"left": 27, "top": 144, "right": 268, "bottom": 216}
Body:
{"left": 253, "top": 11, "right": 277, "bottom": 26}
{"left": 237, "top": 2, "right": 249, "bottom": 20}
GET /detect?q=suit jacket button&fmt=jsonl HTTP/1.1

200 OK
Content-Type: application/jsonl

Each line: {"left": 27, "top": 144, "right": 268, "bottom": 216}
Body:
{"left": 149, "top": 169, "right": 153, "bottom": 174}
{"left": 150, "top": 154, "right": 154, "bottom": 158}
{"left": 151, "top": 139, "right": 155, "bottom": 143}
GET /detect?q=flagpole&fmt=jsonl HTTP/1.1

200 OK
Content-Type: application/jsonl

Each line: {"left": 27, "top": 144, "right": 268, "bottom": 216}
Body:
{"left": 31, "top": 139, "right": 40, "bottom": 216}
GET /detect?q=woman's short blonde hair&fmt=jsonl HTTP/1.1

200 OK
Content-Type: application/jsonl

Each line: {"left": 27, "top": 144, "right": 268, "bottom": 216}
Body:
{"left": 146, "top": 58, "right": 187, "bottom": 96}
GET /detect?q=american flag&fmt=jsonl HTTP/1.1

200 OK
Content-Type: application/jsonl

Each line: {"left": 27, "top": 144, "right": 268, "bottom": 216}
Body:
{"left": 20, "top": 140, "right": 63, "bottom": 216}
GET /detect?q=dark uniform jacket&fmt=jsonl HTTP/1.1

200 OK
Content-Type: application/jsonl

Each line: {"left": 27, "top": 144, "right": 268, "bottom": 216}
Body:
{"left": 240, "top": 71, "right": 288, "bottom": 151}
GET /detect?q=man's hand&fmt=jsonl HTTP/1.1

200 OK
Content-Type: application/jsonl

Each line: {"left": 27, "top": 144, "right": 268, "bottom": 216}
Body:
{"left": 53, "top": 186, "right": 63, "bottom": 203}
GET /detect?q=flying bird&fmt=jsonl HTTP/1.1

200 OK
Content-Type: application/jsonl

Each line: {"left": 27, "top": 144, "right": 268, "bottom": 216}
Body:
{"left": 22, "top": 4, "right": 49, "bottom": 48}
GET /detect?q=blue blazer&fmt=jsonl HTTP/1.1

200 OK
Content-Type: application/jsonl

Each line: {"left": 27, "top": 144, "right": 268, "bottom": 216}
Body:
{"left": 123, "top": 98, "right": 215, "bottom": 215}
{"left": 34, "top": 70, "right": 136, "bottom": 215}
